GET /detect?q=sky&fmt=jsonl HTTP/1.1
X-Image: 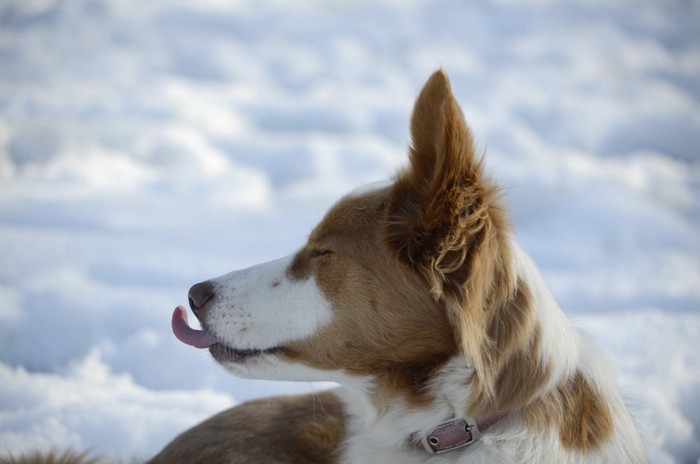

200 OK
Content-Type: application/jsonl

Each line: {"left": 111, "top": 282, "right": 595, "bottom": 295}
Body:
{"left": 1, "top": 0, "right": 699, "bottom": 462}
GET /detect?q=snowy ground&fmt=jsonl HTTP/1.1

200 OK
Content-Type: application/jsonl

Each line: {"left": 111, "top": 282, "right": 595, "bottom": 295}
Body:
{"left": 1, "top": 0, "right": 699, "bottom": 462}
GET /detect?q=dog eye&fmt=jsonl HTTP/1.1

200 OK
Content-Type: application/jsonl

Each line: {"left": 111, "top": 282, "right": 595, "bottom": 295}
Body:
{"left": 308, "top": 249, "right": 333, "bottom": 259}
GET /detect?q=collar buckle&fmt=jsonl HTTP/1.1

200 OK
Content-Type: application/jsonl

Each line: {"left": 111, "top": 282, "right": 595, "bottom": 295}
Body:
{"left": 419, "top": 417, "right": 482, "bottom": 455}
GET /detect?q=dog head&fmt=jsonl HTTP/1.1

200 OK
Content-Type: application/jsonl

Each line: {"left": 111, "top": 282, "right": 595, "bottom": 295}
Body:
{"left": 174, "top": 70, "right": 533, "bottom": 410}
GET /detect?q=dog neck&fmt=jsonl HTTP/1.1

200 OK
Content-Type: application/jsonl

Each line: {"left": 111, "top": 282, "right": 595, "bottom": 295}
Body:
{"left": 336, "top": 241, "right": 581, "bottom": 460}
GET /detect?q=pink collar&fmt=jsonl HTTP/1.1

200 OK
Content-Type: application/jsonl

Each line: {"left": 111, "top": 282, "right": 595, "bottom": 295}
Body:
{"left": 409, "top": 413, "right": 507, "bottom": 455}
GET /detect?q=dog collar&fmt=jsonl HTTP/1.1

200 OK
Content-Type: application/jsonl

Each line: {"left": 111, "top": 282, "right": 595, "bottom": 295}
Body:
{"left": 409, "top": 413, "right": 507, "bottom": 455}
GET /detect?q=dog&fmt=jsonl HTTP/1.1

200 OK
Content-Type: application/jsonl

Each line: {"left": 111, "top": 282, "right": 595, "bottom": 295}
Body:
{"left": 150, "top": 70, "right": 647, "bottom": 463}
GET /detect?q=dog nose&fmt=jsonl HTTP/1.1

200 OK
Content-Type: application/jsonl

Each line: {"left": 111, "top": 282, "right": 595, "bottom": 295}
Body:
{"left": 188, "top": 281, "right": 215, "bottom": 315}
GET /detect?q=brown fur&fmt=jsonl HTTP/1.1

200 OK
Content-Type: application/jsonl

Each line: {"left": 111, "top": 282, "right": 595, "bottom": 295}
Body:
{"left": 284, "top": 189, "right": 459, "bottom": 407}
{"left": 524, "top": 371, "right": 614, "bottom": 451}
{"left": 382, "top": 70, "right": 549, "bottom": 418}
{"left": 148, "top": 390, "right": 345, "bottom": 464}
{"left": 469, "top": 284, "right": 552, "bottom": 416}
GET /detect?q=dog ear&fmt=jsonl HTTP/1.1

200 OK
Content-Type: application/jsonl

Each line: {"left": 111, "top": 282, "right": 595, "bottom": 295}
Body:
{"left": 384, "top": 70, "right": 519, "bottom": 411}
{"left": 384, "top": 69, "right": 501, "bottom": 300}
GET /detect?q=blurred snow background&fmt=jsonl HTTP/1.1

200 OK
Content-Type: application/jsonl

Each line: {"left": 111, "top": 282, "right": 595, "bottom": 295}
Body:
{"left": 0, "top": 0, "right": 698, "bottom": 462}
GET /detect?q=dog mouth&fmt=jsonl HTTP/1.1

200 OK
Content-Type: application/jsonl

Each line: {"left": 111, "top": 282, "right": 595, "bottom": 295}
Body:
{"left": 208, "top": 343, "right": 282, "bottom": 364}
{"left": 171, "top": 306, "right": 282, "bottom": 363}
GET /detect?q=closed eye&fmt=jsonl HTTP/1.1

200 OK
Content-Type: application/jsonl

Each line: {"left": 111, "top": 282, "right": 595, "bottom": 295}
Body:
{"left": 308, "top": 249, "right": 333, "bottom": 258}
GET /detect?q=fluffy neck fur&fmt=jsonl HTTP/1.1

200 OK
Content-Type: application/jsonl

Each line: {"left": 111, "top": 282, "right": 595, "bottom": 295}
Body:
{"left": 336, "top": 239, "right": 584, "bottom": 462}
{"left": 336, "top": 235, "right": 647, "bottom": 463}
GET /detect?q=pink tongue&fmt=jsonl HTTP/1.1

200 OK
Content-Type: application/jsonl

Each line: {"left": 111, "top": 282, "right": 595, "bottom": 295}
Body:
{"left": 171, "top": 305, "right": 218, "bottom": 349}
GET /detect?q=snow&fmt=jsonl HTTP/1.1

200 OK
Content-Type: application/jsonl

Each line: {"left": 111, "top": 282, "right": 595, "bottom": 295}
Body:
{"left": 0, "top": 0, "right": 698, "bottom": 462}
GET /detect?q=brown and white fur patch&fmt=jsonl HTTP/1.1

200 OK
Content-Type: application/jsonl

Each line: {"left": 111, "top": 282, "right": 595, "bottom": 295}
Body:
{"left": 154, "top": 70, "right": 647, "bottom": 463}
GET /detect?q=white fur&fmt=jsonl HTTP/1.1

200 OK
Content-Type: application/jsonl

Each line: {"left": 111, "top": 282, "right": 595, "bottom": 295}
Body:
{"left": 512, "top": 242, "right": 580, "bottom": 392}
{"left": 205, "top": 252, "right": 334, "bottom": 380}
